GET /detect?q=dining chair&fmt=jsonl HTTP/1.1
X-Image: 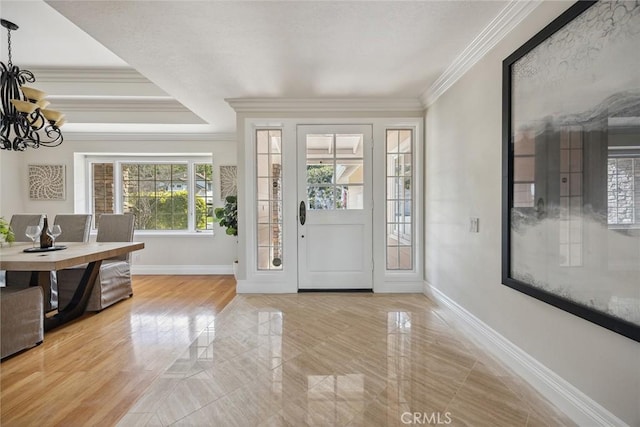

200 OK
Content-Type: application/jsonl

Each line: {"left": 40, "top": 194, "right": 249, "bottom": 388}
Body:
{"left": 57, "top": 213, "right": 136, "bottom": 312}
{"left": 4, "top": 213, "right": 61, "bottom": 310}
{"left": 9, "top": 214, "right": 44, "bottom": 242}
{"left": 5, "top": 214, "right": 44, "bottom": 289}
{"left": 53, "top": 214, "right": 92, "bottom": 243}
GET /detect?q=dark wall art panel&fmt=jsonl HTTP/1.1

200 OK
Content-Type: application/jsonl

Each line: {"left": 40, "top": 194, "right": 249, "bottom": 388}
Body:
{"left": 502, "top": 0, "right": 640, "bottom": 341}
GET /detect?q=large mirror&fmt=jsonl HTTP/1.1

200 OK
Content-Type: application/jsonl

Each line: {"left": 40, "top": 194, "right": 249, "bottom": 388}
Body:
{"left": 503, "top": 0, "right": 640, "bottom": 342}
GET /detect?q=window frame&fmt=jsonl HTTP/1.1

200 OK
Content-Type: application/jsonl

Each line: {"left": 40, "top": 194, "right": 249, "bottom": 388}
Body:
{"left": 607, "top": 154, "right": 639, "bottom": 229}
{"left": 385, "top": 128, "right": 414, "bottom": 271}
{"left": 84, "top": 155, "right": 214, "bottom": 235}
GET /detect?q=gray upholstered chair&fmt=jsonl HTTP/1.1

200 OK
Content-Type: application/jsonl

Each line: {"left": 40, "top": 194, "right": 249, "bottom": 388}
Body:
{"left": 53, "top": 214, "right": 92, "bottom": 243}
{"left": 9, "top": 214, "right": 44, "bottom": 242}
{"left": 6, "top": 214, "right": 91, "bottom": 311}
{"left": 58, "top": 213, "right": 136, "bottom": 312}
{"left": 0, "top": 286, "right": 43, "bottom": 359}
{"left": 4, "top": 215, "right": 47, "bottom": 303}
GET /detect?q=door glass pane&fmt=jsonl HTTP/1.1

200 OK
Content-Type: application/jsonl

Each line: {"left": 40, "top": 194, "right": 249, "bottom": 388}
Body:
{"left": 335, "top": 160, "right": 363, "bottom": 185}
{"left": 336, "top": 134, "right": 364, "bottom": 157}
{"left": 257, "top": 130, "right": 269, "bottom": 154}
{"left": 337, "top": 185, "right": 364, "bottom": 210}
{"left": 307, "top": 164, "right": 334, "bottom": 184}
{"left": 258, "top": 224, "right": 270, "bottom": 246}
{"left": 257, "top": 178, "right": 270, "bottom": 200}
{"left": 256, "top": 129, "right": 283, "bottom": 270}
{"left": 386, "top": 129, "right": 414, "bottom": 271}
{"left": 308, "top": 185, "right": 335, "bottom": 210}
{"left": 257, "top": 155, "right": 269, "bottom": 177}
{"left": 306, "top": 133, "right": 364, "bottom": 211}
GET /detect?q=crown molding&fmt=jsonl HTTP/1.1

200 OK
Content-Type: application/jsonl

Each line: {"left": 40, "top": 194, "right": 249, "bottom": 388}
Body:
{"left": 51, "top": 97, "right": 192, "bottom": 113}
{"left": 225, "top": 97, "right": 424, "bottom": 113}
{"left": 421, "top": 0, "right": 542, "bottom": 107}
{"left": 63, "top": 131, "right": 236, "bottom": 142}
{"left": 27, "top": 66, "right": 150, "bottom": 84}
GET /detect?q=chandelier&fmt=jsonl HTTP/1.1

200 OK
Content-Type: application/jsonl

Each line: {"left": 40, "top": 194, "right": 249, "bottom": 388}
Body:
{"left": 1, "top": 19, "right": 65, "bottom": 151}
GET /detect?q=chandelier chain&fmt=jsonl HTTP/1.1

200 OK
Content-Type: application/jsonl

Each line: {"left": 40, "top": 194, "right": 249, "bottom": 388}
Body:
{"left": 6, "top": 27, "right": 11, "bottom": 67}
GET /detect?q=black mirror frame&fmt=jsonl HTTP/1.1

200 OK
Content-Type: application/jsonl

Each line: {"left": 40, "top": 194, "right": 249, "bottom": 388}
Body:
{"left": 501, "top": 0, "right": 639, "bottom": 343}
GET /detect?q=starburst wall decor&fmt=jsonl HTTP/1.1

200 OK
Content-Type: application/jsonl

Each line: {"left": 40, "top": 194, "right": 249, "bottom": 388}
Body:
{"left": 220, "top": 165, "right": 237, "bottom": 200}
{"left": 28, "top": 164, "right": 65, "bottom": 200}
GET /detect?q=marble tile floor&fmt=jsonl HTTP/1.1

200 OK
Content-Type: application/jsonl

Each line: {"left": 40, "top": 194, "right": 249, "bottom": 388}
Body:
{"left": 118, "top": 293, "right": 575, "bottom": 426}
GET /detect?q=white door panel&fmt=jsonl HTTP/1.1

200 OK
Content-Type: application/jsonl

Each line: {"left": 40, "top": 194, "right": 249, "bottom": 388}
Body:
{"left": 298, "top": 125, "right": 373, "bottom": 290}
{"left": 306, "top": 224, "right": 364, "bottom": 271}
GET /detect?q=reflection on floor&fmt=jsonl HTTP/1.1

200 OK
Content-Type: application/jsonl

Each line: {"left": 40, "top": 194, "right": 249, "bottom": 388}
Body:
{"left": 120, "top": 294, "right": 574, "bottom": 426}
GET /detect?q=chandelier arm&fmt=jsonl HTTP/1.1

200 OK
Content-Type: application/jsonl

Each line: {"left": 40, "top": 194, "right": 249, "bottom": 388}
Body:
{"left": 42, "top": 125, "right": 63, "bottom": 147}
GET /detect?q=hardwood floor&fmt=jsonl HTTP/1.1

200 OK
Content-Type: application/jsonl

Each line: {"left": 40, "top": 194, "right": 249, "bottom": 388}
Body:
{"left": 0, "top": 275, "right": 236, "bottom": 427}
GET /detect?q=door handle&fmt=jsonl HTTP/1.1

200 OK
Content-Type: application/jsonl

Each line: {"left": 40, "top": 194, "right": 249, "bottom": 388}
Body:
{"left": 299, "top": 201, "right": 306, "bottom": 226}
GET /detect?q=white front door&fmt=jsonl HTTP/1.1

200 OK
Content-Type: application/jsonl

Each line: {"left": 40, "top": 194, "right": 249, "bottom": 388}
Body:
{"left": 297, "top": 125, "right": 373, "bottom": 289}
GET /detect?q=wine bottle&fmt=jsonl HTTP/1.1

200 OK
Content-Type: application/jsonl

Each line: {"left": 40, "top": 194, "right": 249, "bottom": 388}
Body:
{"left": 40, "top": 215, "right": 53, "bottom": 248}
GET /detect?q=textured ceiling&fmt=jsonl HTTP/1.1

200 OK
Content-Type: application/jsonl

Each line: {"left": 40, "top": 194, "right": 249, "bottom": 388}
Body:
{"left": 2, "top": 1, "right": 508, "bottom": 133}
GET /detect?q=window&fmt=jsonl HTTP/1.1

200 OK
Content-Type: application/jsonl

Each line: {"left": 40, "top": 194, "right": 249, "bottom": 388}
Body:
{"left": 256, "top": 129, "right": 283, "bottom": 270}
{"left": 386, "top": 129, "right": 413, "bottom": 270}
{"left": 87, "top": 156, "right": 213, "bottom": 232}
{"left": 608, "top": 156, "right": 639, "bottom": 226}
{"left": 305, "top": 133, "right": 364, "bottom": 210}
{"left": 513, "top": 129, "right": 536, "bottom": 207}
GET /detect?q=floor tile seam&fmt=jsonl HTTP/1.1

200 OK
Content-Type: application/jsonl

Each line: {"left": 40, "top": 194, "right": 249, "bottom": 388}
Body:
{"left": 117, "top": 300, "right": 243, "bottom": 425}
{"left": 461, "top": 356, "right": 549, "bottom": 414}
{"left": 91, "top": 376, "right": 169, "bottom": 422}
{"left": 442, "top": 359, "right": 478, "bottom": 415}
{"left": 160, "top": 383, "right": 235, "bottom": 426}
{"left": 444, "top": 362, "right": 537, "bottom": 424}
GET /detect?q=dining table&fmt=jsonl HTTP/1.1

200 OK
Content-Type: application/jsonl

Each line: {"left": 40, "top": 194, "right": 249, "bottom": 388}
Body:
{"left": 0, "top": 241, "right": 144, "bottom": 331}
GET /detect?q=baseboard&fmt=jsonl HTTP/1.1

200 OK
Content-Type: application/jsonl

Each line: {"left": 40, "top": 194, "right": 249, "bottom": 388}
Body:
{"left": 236, "top": 279, "right": 424, "bottom": 294}
{"left": 132, "top": 265, "right": 233, "bottom": 275}
{"left": 423, "top": 282, "right": 627, "bottom": 427}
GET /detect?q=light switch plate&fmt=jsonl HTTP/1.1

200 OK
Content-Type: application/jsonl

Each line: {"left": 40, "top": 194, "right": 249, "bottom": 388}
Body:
{"left": 470, "top": 217, "right": 479, "bottom": 233}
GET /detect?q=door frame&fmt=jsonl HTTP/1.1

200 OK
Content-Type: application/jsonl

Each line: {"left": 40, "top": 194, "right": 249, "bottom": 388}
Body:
{"left": 236, "top": 115, "right": 424, "bottom": 294}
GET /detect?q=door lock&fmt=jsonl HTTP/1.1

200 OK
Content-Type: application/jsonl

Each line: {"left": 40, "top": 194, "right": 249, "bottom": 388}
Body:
{"left": 299, "top": 201, "right": 306, "bottom": 225}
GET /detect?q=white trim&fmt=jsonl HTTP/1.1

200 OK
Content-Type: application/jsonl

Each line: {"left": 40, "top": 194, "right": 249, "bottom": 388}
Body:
{"left": 226, "top": 98, "right": 424, "bottom": 113}
{"left": 421, "top": 0, "right": 542, "bottom": 107}
{"left": 50, "top": 97, "right": 193, "bottom": 114}
{"left": 29, "top": 66, "right": 150, "bottom": 84}
{"left": 132, "top": 265, "right": 233, "bottom": 275}
{"left": 63, "top": 130, "right": 236, "bottom": 142}
{"left": 424, "top": 282, "right": 628, "bottom": 427}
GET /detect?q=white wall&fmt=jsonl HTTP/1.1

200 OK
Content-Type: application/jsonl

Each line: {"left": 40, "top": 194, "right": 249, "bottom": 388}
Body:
{"left": 0, "top": 151, "right": 26, "bottom": 216}
{"left": 0, "top": 134, "right": 237, "bottom": 272}
{"left": 425, "top": 2, "right": 639, "bottom": 425}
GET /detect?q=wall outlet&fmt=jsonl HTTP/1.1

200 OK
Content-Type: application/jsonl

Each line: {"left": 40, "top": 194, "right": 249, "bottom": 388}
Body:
{"left": 133, "top": 253, "right": 141, "bottom": 262}
{"left": 469, "top": 217, "right": 479, "bottom": 233}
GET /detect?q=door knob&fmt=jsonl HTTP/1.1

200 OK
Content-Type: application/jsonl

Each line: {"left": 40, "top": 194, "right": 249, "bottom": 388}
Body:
{"left": 299, "top": 201, "right": 306, "bottom": 225}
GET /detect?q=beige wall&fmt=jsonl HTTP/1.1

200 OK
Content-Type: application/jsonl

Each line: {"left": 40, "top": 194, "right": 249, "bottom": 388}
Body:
{"left": 425, "top": 2, "right": 639, "bottom": 425}
{"left": 0, "top": 135, "right": 237, "bottom": 270}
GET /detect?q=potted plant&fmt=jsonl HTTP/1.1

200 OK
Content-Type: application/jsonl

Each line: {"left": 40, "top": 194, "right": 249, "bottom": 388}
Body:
{"left": 0, "top": 217, "right": 15, "bottom": 247}
{"left": 214, "top": 196, "right": 238, "bottom": 277}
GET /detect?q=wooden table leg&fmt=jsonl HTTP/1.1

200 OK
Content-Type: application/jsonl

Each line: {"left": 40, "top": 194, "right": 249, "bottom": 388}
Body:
{"left": 44, "top": 260, "right": 103, "bottom": 331}
{"left": 30, "top": 271, "right": 54, "bottom": 312}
